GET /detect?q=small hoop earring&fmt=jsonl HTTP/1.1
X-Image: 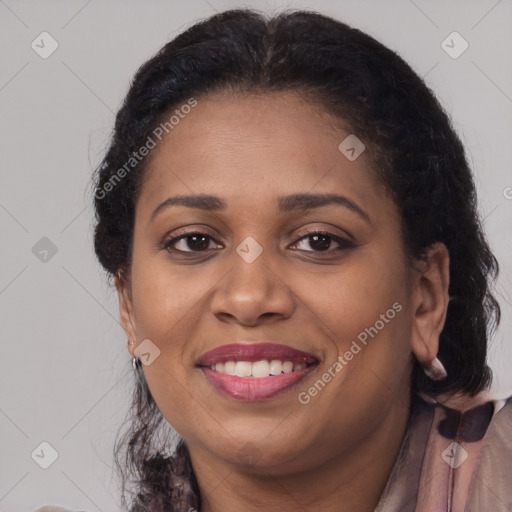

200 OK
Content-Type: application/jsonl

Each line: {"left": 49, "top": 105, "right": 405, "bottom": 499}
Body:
{"left": 423, "top": 356, "right": 448, "bottom": 381}
{"left": 128, "top": 340, "right": 139, "bottom": 370}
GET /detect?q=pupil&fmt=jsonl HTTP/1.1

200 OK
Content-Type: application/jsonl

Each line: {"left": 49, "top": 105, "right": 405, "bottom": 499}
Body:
{"left": 310, "top": 234, "right": 330, "bottom": 251}
{"left": 189, "top": 235, "right": 209, "bottom": 251}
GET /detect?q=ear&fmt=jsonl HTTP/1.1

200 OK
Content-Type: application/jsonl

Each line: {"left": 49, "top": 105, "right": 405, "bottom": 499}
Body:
{"left": 410, "top": 242, "right": 450, "bottom": 367}
{"left": 114, "top": 270, "right": 138, "bottom": 356}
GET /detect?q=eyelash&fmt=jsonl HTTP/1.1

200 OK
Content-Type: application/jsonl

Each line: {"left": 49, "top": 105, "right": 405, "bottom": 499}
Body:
{"left": 161, "top": 228, "right": 355, "bottom": 256}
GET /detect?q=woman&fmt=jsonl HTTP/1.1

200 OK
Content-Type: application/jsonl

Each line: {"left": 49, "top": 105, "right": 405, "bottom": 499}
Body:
{"left": 41, "top": 7, "right": 511, "bottom": 512}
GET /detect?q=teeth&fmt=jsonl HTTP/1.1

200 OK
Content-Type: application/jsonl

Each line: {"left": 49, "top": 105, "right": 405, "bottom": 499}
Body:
{"left": 224, "top": 361, "right": 236, "bottom": 376}
{"left": 235, "top": 361, "right": 252, "bottom": 377}
{"left": 211, "top": 359, "right": 307, "bottom": 378}
{"left": 252, "top": 360, "right": 270, "bottom": 378}
{"left": 269, "top": 360, "right": 283, "bottom": 375}
{"left": 282, "top": 361, "right": 293, "bottom": 373}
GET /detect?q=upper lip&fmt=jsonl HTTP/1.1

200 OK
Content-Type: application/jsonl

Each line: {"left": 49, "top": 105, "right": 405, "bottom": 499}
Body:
{"left": 197, "top": 342, "right": 318, "bottom": 367}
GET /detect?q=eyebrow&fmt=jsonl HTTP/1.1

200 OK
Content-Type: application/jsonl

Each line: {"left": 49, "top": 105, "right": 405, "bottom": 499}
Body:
{"left": 278, "top": 193, "right": 371, "bottom": 223}
{"left": 150, "top": 193, "right": 371, "bottom": 224}
{"left": 150, "top": 195, "right": 225, "bottom": 221}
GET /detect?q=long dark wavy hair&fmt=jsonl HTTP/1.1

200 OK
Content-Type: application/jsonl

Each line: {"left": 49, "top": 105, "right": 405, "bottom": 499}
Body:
{"left": 91, "top": 8, "right": 501, "bottom": 511}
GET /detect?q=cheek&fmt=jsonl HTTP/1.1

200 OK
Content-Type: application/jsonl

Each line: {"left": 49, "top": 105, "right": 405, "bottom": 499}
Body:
{"left": 130, "top": 268, "right": 207, "bottom": 436}
{"left": 142, "top": 365, "right": 202, "bottom": 442}
{"left": 299, "top": 265, "right": 412, "bottom": 431}
{"left": 301, "top": 251, "right": 408, "bottom": 347}
{"left": 305, "top": 249, "right": 412, "bottom": 400}
{"left": 334, "top": 279, "right": 411, "bottom": 394}
{"left": 130, "top": 252, "right": 216, "bottom": 339}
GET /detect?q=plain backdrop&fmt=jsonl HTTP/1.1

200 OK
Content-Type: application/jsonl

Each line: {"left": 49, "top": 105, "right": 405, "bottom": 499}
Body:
{"left": 0, "top": 0, "right": 511, "bottom": 510}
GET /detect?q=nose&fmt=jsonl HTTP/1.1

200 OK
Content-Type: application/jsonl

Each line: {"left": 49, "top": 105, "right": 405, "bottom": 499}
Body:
{"left": 210, "top": 245, "right": 295, "bottom": 327}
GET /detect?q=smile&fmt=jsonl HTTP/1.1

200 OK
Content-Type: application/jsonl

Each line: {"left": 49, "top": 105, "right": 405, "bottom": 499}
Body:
{"left": 197, "top": 342, "right": 319, "bottom": 401}
{"left": 210, "top": 359, "right": 307, "bottom": 377}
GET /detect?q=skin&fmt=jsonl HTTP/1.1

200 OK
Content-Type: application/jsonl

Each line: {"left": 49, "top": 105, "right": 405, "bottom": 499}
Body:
{"left": 116, "top": 90, "right": 450, "bottom": 512}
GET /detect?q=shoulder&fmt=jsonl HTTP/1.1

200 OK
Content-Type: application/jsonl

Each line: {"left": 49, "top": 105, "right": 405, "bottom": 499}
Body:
{"left": 411, "top": 391, "right": 512, "bottom": 511}
{"left": 466, "top": 394, "right": 512, "bottom": 511}
{"left": 420, "top": 390, "right": 512, "bottom": 446}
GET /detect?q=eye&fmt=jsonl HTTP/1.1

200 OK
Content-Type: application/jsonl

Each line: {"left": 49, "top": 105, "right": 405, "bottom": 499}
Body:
{"left": 163, "top": 232, "right": 223, "bottom": 254}
{"left": 290, "top": 230, "right": 354, "bottom": 253}
{"left": 161, "top": 228, "right": 354, "bottom": 257}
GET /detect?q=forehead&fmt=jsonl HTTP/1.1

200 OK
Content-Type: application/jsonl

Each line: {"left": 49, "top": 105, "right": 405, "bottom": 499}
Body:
{"left": 138, "top": 91, "right": 383, "bottom": 216}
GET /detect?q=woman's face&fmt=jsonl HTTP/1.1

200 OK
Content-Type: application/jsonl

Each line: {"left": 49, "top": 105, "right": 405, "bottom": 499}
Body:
{"left": 118, "top": 90, "right": 447, "bottom": 475}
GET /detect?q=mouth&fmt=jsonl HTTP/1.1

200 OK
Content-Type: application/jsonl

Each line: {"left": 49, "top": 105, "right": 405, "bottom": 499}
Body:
{"left": 197, "top": 342, "right": 319, "bottom": 401}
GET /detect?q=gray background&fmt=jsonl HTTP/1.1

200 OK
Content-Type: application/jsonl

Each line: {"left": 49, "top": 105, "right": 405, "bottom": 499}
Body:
{"left": 0, "top": 0, "right": 511, "bottom": 510}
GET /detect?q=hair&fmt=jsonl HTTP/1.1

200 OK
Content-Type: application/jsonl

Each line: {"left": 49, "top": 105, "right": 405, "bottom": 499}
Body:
{"left": 92, "top": 8, "right": 501, "bottom": 511}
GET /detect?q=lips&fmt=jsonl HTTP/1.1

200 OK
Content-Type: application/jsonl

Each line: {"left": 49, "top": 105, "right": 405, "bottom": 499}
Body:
{"left": 198, "top": 342, "right": 318, "bottom": 366}
{"left": 197, "top": 342, "right": 319, "bottom": 401}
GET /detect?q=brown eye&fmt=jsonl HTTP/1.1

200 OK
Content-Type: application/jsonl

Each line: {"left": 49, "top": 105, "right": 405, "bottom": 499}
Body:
{"left": 164, "top": 232, "right": 222, "bottom": 253}
{"left": 306, "top": 234, "right": 332, "bottom": 251}
{"left": 291, "top": 230, "right": 354, "bottom": 253}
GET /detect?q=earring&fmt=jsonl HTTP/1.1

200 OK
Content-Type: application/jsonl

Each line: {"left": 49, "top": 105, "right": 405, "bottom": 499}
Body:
{"left": 128, "top": 340, "right": 139, "bottom": 370}
{"left": 424, "top": 356, "right": 447, "bottom": 381}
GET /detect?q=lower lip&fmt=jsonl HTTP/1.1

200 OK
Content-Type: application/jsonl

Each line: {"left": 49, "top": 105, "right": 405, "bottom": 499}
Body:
{"left": 201, "top": 366, "right": 316, "bottom": 401}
